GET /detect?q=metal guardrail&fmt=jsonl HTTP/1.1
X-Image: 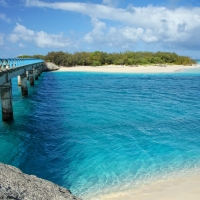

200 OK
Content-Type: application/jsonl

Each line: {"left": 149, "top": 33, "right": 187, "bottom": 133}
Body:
{"left": 0, "top": 58, "right": 44, "bottom": 69}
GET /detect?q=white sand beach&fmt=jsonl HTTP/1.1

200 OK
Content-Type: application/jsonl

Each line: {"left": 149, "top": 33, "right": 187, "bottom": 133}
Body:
{"left": 56, "top": 64, "right": 200, "bottom": 73}
{"left": 94, "top": 171, "right": 200, "bottom": 200}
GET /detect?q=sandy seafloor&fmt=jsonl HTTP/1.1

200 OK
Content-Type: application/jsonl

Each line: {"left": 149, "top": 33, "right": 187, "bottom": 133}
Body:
{"left": 55, "top": 64, "right": 200, "bottom": 200}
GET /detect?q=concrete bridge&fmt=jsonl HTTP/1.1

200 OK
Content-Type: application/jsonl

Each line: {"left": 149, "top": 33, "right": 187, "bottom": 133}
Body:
{"left": 0, "top": 58, "right": 44, "bottom": 121}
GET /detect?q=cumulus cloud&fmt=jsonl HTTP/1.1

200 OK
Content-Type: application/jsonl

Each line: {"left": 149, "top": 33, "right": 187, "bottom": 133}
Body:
{"left": 9, "top": 23, "right": 71, "bottom": 48}
{"left": 25, "top": 0, "right": 200, "bottom": 50}
{"left": 0, "top": 13, "right": 11, "bottom": 23}
{"left": 34, "top": 31, "right": 68, "bottom": 48}
{"left": 84, "top": 18, "right": 106, "bottom": 44}
{"left": 84, "top": 19, "right": 158, "bottom": 48}
{"left": 9, "top": 23, "right": 35, "bottom": 42}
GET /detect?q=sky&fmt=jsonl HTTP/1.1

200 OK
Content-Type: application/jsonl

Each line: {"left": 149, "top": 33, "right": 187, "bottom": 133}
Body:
{"left": 0, "top": 0, "right": 200, "bottom": 58}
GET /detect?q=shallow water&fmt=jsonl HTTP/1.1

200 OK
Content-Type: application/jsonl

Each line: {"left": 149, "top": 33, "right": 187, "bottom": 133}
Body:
{"left": 1, "top": 71, "right": 200, "bottom": 199}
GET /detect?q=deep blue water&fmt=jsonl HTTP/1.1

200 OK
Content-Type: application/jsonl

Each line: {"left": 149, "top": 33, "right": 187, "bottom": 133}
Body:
{"left": 1, "top": 70, "right": 200, "bottom": 199}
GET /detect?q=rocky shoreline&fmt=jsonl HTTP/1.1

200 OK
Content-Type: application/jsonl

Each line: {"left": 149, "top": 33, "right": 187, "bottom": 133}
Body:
{"left": 0, "top": 162, "right": 81, "bottom": 200}
{"left": 42, "top": 62, "right": 60, "bottom": 72}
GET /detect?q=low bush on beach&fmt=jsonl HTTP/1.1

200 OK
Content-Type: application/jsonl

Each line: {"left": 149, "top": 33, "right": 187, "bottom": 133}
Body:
{"left": 18, "top": 51, "right": 196, "bottom": 66}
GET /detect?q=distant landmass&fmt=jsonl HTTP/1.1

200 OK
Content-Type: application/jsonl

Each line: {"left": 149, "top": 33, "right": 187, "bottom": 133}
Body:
{"left": 18, "top": 51, "right": 196, "bottom": 67}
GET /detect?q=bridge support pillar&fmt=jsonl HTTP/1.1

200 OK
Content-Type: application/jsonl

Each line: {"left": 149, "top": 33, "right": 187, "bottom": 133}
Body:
{"left": 34, "top": 69, "right": 38, "bottom": 80}
{"left": 29, "top": 70, "right": 34, "bottom": 86}
{"left": 26, "top": 71, "right": 29, "bottom": 80}
{"left": 20, "top": 73, "right": 28, "bottom": 96}
{"left": 38, "top": 67, "right": 41, "bottom": 76}
{"left": 0, "top": 80, "right": 13, "bottom": 121}
{"left": 18, "top": 76, "right": 21, "bottom": 86}
{"left": 39, "top": 66, "right": 43, "bottom": 75}
{"left": 39, "top": 67, "right": 42, "bottom": 76}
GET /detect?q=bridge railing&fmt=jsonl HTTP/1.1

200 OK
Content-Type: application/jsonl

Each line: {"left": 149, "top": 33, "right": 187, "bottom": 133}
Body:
{"left": 0, "top": 58, "right": 44, "bottom": 121}
{"left": 0, "top": 58, "right": 44, "bottom": 70}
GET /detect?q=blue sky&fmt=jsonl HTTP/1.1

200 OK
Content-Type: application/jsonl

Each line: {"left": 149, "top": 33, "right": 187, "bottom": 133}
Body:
{"left": 0, "top": 0, "right": 200, "bottom": 58}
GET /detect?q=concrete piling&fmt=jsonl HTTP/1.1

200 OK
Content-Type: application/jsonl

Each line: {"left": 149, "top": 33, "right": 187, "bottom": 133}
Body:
{"left": 0, "top": 80, "right": 13, "bottom": 121}
{"left": 29, "top": 70, "right": 34, "bottom": 86}
{"left": 20, "top": 73, "right": 28, "bottom": 96}
{"left": 39, "top": 69, "right": 41, "bottom": 76}
{"left": 26, "top": 71, "right": 29, "bottom": 80}
{"left": 34, "top": 69, "right": 38, "bottom": 80}
{"left": 18, "top": 76, "right": 21, "bottom": 86}
{"left": 39, "top": 65, "right": 43, "bottom": 75}
{"left": 38, "top": 67, "right": 41, "bottom": 76}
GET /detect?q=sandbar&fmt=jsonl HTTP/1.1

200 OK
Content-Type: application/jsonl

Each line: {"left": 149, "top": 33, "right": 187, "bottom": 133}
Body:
{"left": 56, "top": 64, "right": 200, "bottom": 73}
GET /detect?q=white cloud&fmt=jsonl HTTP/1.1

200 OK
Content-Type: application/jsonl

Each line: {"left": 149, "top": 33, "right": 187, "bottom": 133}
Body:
{"left": 9, "top": 23, "right": 71, "bottom": 48}
{"left": 84, "top": 18, "right": 106, "bottom": 44}
{"left": 142, "top": 29, "right": 158, "bottom": 43}
{"left": 0, "top": 13, "right": 11, "bottom": 23}
{"left": 19, "top": 43, "right": 25, "bottom": 48}
{"left": 25, "top": 0, "right": 126, "bottom": 21}
{"left": 12, "top": 23, "right": 35, "bottom": 41}
{"left": 25, "top": 0, "right": 200, "bottom": 50}
{"left": 84, "top": 19, "right": 158, "bottom": 48}
{"left": 24, "top": 1, "right": 200, "bottom": 26}
{"left": 35, "top": 31, "right": 68, "bottom": 48}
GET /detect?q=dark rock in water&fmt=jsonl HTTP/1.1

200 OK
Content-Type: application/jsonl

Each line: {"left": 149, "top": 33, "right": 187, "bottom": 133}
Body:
{"left": 42, "top": 62, "right": 60, "bottom": 72}
{"left": 0, "top": 163, "right": 81, "bottom": 200}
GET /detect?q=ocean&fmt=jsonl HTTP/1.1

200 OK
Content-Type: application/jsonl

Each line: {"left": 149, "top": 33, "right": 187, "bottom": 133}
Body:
{"left": 1, "top": 67, "right": 200, "bottom": 199}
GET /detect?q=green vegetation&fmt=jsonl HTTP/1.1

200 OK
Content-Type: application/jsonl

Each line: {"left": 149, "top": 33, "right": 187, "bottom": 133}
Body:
{"left": 18, "top": 54, "right": 46, "bottom": 60}
{"left": 18, "top": 51, "right": 196, "bottom": 66}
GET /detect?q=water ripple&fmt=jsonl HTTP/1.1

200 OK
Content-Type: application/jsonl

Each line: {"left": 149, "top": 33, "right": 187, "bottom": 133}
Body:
{"left": 1, "top": 73, "right": 200, "bottom": 199}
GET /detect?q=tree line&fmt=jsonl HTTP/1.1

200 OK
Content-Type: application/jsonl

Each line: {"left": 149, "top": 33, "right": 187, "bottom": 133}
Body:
{"left": 18, "top": 51, "right": 196, "bottom": 66}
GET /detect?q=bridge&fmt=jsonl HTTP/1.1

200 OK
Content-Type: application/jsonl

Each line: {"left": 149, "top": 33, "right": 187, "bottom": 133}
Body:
{"left": 0, "top": 58, "right": 44, "bottom": 121}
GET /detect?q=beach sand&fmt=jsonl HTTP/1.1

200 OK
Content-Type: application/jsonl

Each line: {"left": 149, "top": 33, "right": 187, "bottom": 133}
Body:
{"left": 94, "top": 171, "right": 200, "bottom": 200}
{"left": 56, "top": 64, "right": 200, "bottom": 73}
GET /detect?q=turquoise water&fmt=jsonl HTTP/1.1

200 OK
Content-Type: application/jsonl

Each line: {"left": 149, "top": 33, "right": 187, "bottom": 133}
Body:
{"left": 1, "top": 70, "right": 200, "bottom": 199}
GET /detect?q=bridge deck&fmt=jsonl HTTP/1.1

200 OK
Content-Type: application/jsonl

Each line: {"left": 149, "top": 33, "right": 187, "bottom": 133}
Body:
{"left": 0, "top": 58, "right": 44, "bottom": 121}
{"left": 0, "top": 58, "right": 44, "bottom": 85}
